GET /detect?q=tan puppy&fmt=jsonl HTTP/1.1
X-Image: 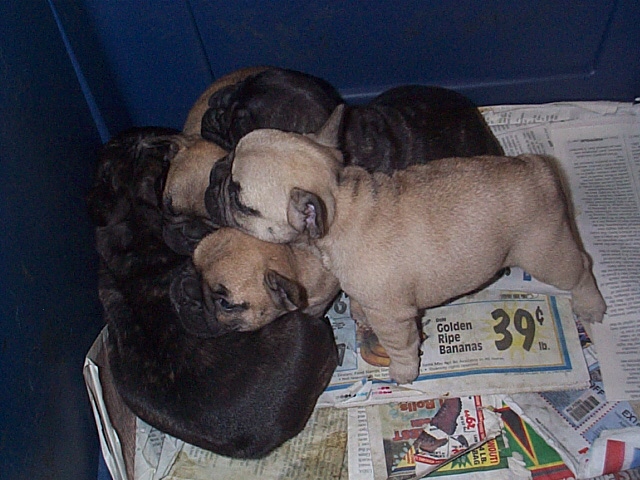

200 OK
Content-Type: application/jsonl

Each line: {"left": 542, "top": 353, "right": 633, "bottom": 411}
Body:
{"left": 159, "top": 134, "right": 227, "bottom": 255}
{"left": 163, "top": 135, "right": 227, "bottom": 218}
{"left": 192, "top": 228, "right": 340, "bottom": 331}
{"left": 182, "top": 66, "right": 270, "bottom": 136}
{"left": 208, "top": 106, "right": 607, "bottom": 384}
{"left": 172, "top": 66, "right": 269, "bottom": 216}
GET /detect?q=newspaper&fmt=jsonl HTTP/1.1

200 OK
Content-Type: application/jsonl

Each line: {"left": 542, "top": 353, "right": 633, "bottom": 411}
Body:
{"left": 506, "top": 344, "right": 640, "bottom": 478}
{"left": 347, "top": 395, "right": 515, "bottom": 480}
{"left": 135, "top": 406, "right": 348, "bottom": 480}
{"left": 84, "top": 329, "right": 130, "bottom": 480}
{"left": 481, "top": 102, "right": 640, "bottom": 401}
{"left": 319, "top": 289, "right": 589, "bottom": 408}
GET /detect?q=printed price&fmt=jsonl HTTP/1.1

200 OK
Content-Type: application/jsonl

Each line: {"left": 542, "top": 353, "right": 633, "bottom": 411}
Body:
{"left": 491, "top": 306, "right": 545, "bottom": 352}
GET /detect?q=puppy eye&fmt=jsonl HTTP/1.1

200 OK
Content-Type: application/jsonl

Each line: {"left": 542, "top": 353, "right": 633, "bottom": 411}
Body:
{"left": 216, "top": 297, "right": 234, "bottom": 311}
{"left": 228, "top": 180, "right": 259, "bottom": 217}
{"left": 214, "top": 296, "right": 248, "bottom": 313}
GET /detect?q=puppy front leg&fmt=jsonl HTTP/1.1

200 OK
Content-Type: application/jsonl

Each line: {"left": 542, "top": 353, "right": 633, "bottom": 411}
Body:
{"left": 362, "top": 307, "right": 421, "bottom": 384}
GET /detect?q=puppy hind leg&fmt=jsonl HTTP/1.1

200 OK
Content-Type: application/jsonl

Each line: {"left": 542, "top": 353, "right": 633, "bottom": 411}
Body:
{"left": 569, "top": 252, "right": 606, "bottom": 323}
{"left": 362, "top": 307, "right": 421, "bottom": 384}
{"left": 515, "top": 230, "right": 606, "bottom": 324}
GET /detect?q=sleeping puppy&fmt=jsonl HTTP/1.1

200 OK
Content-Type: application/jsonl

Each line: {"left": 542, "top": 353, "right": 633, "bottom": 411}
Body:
{"left": 161, "top": 134, "right": 227, "bottom": 255}
{"left": 163, "top": 135, "right": 226, "bottom": 218}
{"left": 192, "top": 228, "right": 340, "bottom": 331}
{"left": 164, "top": 66, "right": 343, "bottom": 255}
{"left": 164, "top": 66, "right": 269, "bottom": 254}
{"left": 182, "top": 65, "right": 270, "bottom": 136}
{"left": 200, "top": 67, "right": 344, "bottom": 150}
{"left": 87, "top": 127, "right": 338, "bottom": 458}
{"left": 205, "top": 106, "right": 607, "bottom": 385}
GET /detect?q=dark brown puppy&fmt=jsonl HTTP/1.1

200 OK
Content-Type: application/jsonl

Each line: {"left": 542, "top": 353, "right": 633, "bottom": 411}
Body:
{"left": 87, "top": 127, "right": 338, "bottom": 458}
{"left": 201, "top": 67, "right": 344, "bottom": 151}
{"left": 340, "top": 85, "right": 504, "bottom": 172}
{"left": 206, "top": 84, "right": 502, "bottom": 224}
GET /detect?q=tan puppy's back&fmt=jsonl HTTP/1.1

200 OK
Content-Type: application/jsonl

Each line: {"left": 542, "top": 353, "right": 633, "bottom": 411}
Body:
{"left": 311, "top": 152, "right": 604, "bottom": 383}
{"left": 324, "top": 154, "right": 572, "bottom": 308}
{"left": 183, "top": 66, "right": 271, "bottom": 136}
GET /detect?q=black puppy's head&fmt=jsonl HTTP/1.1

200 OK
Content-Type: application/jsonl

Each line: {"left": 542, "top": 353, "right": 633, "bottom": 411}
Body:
{"left": 201, "top": 67, "right": 344, "bottom": 150}
{"left": 87, "top": 127, "right": 180, "bottom": 228}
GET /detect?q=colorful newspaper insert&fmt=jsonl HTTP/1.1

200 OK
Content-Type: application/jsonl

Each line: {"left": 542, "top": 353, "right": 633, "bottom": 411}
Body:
{"left": 361, "top": 395, "right": 507, "bottom": 479}
{"left": 319, "top": 290, "right": 589, "bottom": 407}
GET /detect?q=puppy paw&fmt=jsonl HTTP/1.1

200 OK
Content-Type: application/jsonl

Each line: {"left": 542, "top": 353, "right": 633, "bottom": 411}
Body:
{"left": 572, "top": 293, "right": 606, "bottom": 324}
{"left": 389, "top": 360, "right": 420, "bottom": 385}
{"left": 359, "top": 329, "right": 390, "bottom": 367}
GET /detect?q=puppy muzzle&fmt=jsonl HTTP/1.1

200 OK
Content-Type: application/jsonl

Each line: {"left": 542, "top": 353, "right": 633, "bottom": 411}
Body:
{"left": 205, "top": 156, "right": 234, "bottom": 227}
{"left": 169, "top": 262, "right": 234, "bottom": 338}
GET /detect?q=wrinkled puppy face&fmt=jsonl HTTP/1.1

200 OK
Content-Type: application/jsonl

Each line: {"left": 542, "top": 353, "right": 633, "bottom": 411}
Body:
{"left": 205, "top": 106, "right": 345, "bottom": 243}
{"left": 192, "top": 228, "right": 307, "bottom": 331}
{"left": 211, "top": 129, "right": 341, "bottom": 243}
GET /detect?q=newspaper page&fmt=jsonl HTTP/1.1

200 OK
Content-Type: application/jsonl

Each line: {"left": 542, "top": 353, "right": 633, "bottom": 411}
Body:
{"left": 84, "top": 328, "right": 129, "bottom": 480}
{"left": 134, "top": 406, "right": 348, "bottom": 480}
{"left": 506, "top": 343, "right": 640, "bottom": 478}
{"left": 550, "top": 118, "right": 640, "bottom": 401}
{"left": 350, "top": 395, "right": 511, "bottom": 480}
{"left": 482, "top": 102, "right": 640, "bottom": 401}
{"left": 319, "top": 290, "right": 589, "bottom": 408}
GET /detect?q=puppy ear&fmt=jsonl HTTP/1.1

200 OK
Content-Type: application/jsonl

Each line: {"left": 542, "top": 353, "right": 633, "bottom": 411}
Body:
{"left": 264, "top": 269, "right": 307, "bottom": 312}
{"left": 162, "top": 216, "right": 214, "bottom": 256}
{"left": 170, "top": 262, "right": 230, "bottom": 338}
{"left": 308, "top": 104, "right": 344, "bottom": 148}
{"left": 287, "top": 188, "right": 327, "bottom": 239}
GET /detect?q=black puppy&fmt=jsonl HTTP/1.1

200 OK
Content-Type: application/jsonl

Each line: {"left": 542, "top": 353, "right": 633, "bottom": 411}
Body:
{"left": 205, "top": 84, "right": 503, "bottom": 224}
{"left": 200, "top": 67, "right": 344, "bottom": 151}
{"left": 341, "top": 85, "right": 504, "bottom": 173}
{"left": 87, "top": 127, "right": 338, "bottom": 458}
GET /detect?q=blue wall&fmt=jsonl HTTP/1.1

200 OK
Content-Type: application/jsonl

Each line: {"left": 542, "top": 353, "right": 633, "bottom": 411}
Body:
{"left": 0, "top": 1, "right": 105, "bottom": 479}
{"left": 1, "top": 1, "right": 638, "bottom": 479}
{"left": 59, "top": 0, "right": 640, "bottom": 131}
